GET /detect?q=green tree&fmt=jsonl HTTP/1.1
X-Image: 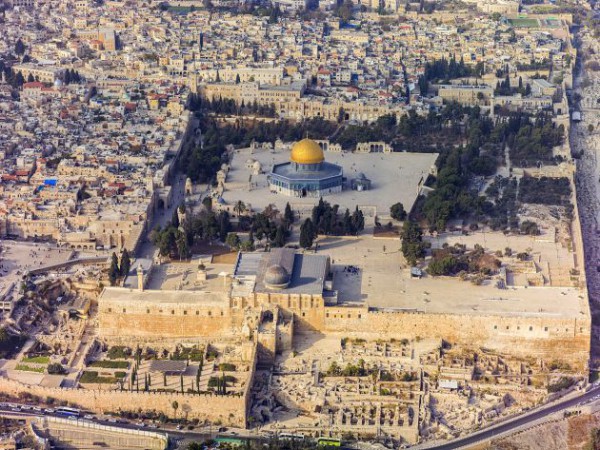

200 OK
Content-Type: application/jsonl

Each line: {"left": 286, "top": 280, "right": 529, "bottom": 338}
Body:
{"left": 351, "top": 206, "right": 364, "bottom": 235}
{"left": 300, "top": 218, "right": 315, "bottom": 249}
{"left": 225, "top": 232, "right": 241, "bottom": 249}
{"left": 284, "top": 202, "right": 294, "bottom": 226}
{"left": 109, "top": 252, "right": 120, "bottom": 286}
{"left": 273, "top": 224, "right": 286, "bottom": 248}
{"left": 233, "top": 200, "right": 246, "bottom": 218}
{"left": 175, "top": 230, "right": 189, "bottom": 260}
{"left": 390, "top": 202, "right": 407, "bottom": 221}
{"left": 120, "top": 249, "right": 131, "bottom": 277}
{"left": 172, "top": 400, "right": 179, "bottom": 418}
{"left": 14, "top": 39, "right": 25, "bottom": 55}
{"left": 172, "top": 208, "right": 180, "bottom": 228}
{"left": 401, "top": 221, "right": 426, "bottom": 266}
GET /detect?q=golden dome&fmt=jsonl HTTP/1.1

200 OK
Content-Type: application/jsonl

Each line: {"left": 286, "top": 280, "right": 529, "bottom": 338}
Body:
{"left": 290, "top": 139, "right": 324, "bottom": 165}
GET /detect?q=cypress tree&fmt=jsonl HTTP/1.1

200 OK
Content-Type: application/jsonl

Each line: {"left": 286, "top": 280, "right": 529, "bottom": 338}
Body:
{"left": 120, "top": 249, "right": 131, "bottom": 277}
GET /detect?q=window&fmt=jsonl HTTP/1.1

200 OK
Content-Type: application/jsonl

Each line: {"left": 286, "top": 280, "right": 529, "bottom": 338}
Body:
{"left": 544, "top": 327, "right": 548, "bottom": 332}
{"left": 171, "top": 310, "right": 175, "bottom": 315}
{"left": 122, "top": 308, "right": 126, "bottom": 313}
{"left": 529, "top": 326, "right": 533, "bottom": 331}
{"left": 183, "top": 311, "right": 187, "bottom": 315}
{"left": 358, "top": 314, "right": 361, "bottom": 319}
{"left": 196, "top": 311, "right": 199, "bottom": 315}
{"left": 506, "top": 326, "right": 509, "bottom": 330}
{"left": 221, "top": 311, "right": 224, "bottom": 316}
{"left": 517, "top": 326, "right": 520, "bottom": 330}
{"left": 493, "top": 325, "right": 497, "bottom": 329}
{"left": 326, "top": 313, "right": 329, "bottom": 318}
{"left": 146, "top": 309, "right": 150, "bottom": 314}
{"left": 302, "top": 312, "right": 306, "bottom": 317}
{"left": 208, "top": 311, "right": 212, "bottom": 316}
{"left": 347, "top": 314, "right": 351, "bottom": 318}
{"left": 108, "top": 308, "right": 112, "bottom": 313}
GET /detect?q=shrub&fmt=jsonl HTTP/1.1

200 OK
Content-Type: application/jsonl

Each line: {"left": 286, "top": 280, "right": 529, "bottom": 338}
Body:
{"left": 107, "top": 346, "right": 132, "bottom": 360}
{"left": 47, "top": 363, "right": 66, "bottom": 375}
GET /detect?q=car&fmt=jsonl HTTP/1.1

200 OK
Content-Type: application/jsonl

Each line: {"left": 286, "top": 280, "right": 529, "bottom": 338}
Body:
{"left": 136, "top": 422, "right": 146, "bottom": 427}
{"left": 67, "top": 416, "right": 76, "bottom": 421}
{"left": 176, "top": 424, "right": 183, "bottom": 430}
{"left": 84, "top": 414, "right": 95, "bottom": 420}
{"left": 32, "top": 407, "right": 42, "bottom": 412}
{"left": 10, "top": 408, "right": 20, "bottom": 412}
{"left": 108, "top": 418, "right": 117, "bottom": 423}
{"left": 45, "top": 408, "right": 55, "bottom": 413}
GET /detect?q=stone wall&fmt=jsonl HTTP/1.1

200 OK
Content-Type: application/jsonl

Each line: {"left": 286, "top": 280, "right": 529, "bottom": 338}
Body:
{"left": 97, "top": 289, "right": 590, "bottom": 371}
{"left": 318, "top": 308, "right": 590, "bottom": 371}
{"left": 0, "top": 376, "right": 247, "bottom": 426}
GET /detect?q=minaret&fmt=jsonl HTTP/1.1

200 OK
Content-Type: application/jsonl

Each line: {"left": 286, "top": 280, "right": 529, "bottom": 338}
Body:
{"left": 137, "top": 265, "right": 144, "bottom": 292}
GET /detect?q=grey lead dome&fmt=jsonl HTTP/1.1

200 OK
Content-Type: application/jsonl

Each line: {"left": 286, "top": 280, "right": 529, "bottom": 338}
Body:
{"left": 264, "top": 264, "right": 290, "bottom": 288}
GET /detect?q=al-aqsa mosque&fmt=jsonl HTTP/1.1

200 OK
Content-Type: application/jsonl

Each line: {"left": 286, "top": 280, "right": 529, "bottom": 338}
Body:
{"left": 268, "top": 138, "right": 343, "bottom": 197}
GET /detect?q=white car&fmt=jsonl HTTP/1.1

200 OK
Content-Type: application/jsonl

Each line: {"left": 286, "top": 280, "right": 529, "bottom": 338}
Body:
{"left": 45, "top": 408, "right": 55, "bottom": 413}
{"left": 84, "top": 414, "right": 95, "bottom": 420}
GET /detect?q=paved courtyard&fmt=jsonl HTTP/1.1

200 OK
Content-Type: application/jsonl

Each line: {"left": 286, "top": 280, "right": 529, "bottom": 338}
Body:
{"left": 321, "top": 235, "right": 586, "bottom": 318}
{"left": 220, "top": 146, "right": 439, "bottom": 217}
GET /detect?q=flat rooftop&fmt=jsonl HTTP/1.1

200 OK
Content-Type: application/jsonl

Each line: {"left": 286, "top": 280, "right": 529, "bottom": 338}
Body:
{"left": 222, "top": 147, "right": 438, "bottom": 216}
{"left": 322, "top": 235, "right": 587, "bottom": 319}
{"left": 100, "top": 286, "right": 228, "bottom": 306}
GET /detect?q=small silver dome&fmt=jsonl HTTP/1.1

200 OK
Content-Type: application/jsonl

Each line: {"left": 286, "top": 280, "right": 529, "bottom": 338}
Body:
{"left": 264, "top": 265, "right": 290, "bottom": 289}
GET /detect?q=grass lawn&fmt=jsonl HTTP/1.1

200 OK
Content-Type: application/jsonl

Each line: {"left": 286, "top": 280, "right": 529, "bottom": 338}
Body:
{"left": 509, "top": 18, "right": 539, "bottom": 27}
{"left": 80, "top": 371, "right": 121, "bottom": 384}
{"left": 89, "top": 360, "right": 129, "bottom": 369}
{"left": 16, "top": 364, "right": 45, "bottom": 373}
{"left": 22, "top": 356, "right": 50, "bottom": 364}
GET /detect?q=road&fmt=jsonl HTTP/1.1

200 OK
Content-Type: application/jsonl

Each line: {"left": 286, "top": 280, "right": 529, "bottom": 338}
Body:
{"left": 418, "top": 385, "right": 600, "bottom": 449}
{"left": 0, "top": 403, "right": 261, "bottom": 446}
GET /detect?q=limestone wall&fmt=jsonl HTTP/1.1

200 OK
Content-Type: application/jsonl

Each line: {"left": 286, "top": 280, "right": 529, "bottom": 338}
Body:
{"left": 0, "top": 376, "right": 247, "bottom": 427}
{"left": 318, "top": 308, "right": 590, "bottom": 371}
{"left": 99, "top": 304, "right": 246, "bottom": 341}
{"left": 97, "top": 291, "right": 590, "bottom": 371}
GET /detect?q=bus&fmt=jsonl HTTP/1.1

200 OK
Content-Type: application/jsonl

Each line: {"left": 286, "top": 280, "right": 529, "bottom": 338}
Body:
{"left": 215, "top": 436, "right": 245, "bottom": 447}
{"left": 317, "top": 437, "right": 342, "bottom": 447}
{"left": 56, "top": 407, "right": 81, "bottom": 417}
{"left": 279, "top": 433, "right": 305, "bottom": 441}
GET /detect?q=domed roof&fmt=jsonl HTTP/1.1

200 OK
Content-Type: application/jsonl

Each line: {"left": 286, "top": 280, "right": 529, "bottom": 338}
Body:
{"left": 290, "top": 139, "right": 324, "bottom": 165}
{"left": 264, "top": 264, "right": 290, "bottom": 288}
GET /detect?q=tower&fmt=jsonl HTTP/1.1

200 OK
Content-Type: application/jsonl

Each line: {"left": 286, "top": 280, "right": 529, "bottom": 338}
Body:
{"left": 137, "top": 265, "right": 144, "bottom": 292}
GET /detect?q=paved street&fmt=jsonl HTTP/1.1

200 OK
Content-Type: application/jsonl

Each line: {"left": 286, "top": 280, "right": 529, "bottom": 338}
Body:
{"left": 419, "top": 385, "right": 600, "bottom": 449}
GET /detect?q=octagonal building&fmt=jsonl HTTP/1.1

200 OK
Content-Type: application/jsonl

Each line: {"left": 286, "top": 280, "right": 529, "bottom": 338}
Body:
{"left": 268, "top": 139, "right": 343, "bottom": 198}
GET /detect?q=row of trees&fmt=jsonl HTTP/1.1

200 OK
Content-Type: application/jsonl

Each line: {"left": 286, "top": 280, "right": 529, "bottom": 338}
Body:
{"left": 494, "top": 75, "right": 532, "bottom": 97}
{"left": 179, "top": 113, "right": 336, "bottom": 184}
{"left": 194, "top": 94, "right": 277, "bottom": 118}
{"left": 151, "top": 201, "right": 297, "bottom": 260}
{"left": 418, "top": 57, "right": 484, "bottom": 95}
{"left": 334, "top": 104, "right": 469, "bottom": 151}
{"left": 299, "top": 200, "right": 365, "bottom": 249}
